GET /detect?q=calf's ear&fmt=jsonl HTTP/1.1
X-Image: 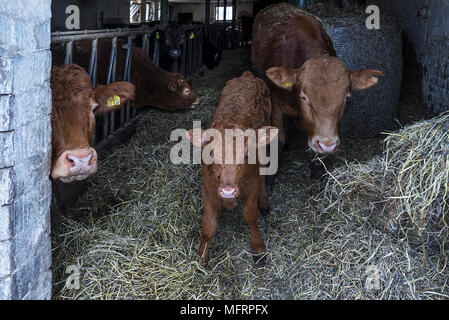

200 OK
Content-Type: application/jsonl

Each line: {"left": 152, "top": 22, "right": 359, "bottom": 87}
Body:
{"left": 266, "top": 67, "right": 297, "bottom": 91}
{"left": 95, "top": 82, "right": 136, "bottom": 115}
{"left": 185, "top": 129, "right": 209, "bottom": 147}
{"left": 257, "top": 126, "right": 279, "bottom": 147}
{"left": 350, "top": 69, "right": 384, "bottom": 91}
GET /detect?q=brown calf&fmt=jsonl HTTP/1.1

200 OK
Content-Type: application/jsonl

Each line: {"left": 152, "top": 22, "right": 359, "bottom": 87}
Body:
{"left": 187, "top": 71, "right": 278, "bottom": 266}
{"left": 252, "top": 3, "right": 384, "bottom": 155}
{"left": 51, "top": 64, "right": 135, "bottom": 182}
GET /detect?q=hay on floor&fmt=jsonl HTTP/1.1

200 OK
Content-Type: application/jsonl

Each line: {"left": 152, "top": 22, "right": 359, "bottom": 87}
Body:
{"left": 51, "top": 49, "right": 448, "bottom": 300}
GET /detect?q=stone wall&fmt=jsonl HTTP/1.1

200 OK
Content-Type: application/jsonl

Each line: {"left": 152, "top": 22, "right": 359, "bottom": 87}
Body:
{"left": 0, "top": 0, "right": 52, "bottom": 299}
{"left": 372, "top": 0, "right": 449, "bottom": 113}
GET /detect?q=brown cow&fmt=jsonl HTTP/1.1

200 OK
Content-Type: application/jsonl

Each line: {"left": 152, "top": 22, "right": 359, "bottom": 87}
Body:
{"left": 186, "top": 71, "right": 278, "bottom": 266}
{"left": 51, "top": 40, "right": 200, "bottom": 111}
{"left": 252, "top": 3, "right": 384, "bottom": 155}
{"left": 51, "top": 64, "right": 135, "bottom": 182}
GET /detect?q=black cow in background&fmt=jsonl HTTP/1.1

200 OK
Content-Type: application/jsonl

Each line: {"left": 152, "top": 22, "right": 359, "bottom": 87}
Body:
{"left": 142, "top": 22, "right": 222, "bottom": 72}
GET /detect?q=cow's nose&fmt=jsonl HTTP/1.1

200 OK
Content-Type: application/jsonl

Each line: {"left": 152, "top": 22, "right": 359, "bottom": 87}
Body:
{"left": 191, "top": 96, "right": 200, "bottom": 109}
{"left": 219, "top": 186, "right": 239, "bottom": 199}
{"left": 65, "top": 149, "right": 97, "bottom": 175}
{"left": 316, "top": 139, "right": 340, "bottom": 154}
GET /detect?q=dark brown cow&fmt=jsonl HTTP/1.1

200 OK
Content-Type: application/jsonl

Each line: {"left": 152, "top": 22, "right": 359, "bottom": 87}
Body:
{"left": 252, "top": 3, "right": 384, "bottom": 155}
{"left": 51, "top": 39, "right": 199, "bottom": 111}
{"left": 186, "top": 71, "right": 278, "bottom": 266}
{"left": 51, "top": 64, "right": 135, "bottom": 182}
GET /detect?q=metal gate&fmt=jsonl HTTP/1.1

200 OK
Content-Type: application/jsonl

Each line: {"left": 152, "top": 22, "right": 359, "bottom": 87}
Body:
{"left": 51, "top": 23, "right": 240, "bottom": 148}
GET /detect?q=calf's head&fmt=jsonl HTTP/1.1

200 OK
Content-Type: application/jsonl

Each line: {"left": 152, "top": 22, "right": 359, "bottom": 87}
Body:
{"left": 51, "top": 64, "right": 135, "bottom": 182}
{"left": 162, "top": 23, "right": 186, "bottom": 59}
{"left": 187, "top": 127, "right": 278, "bottom": 199}
{"left": 155, "top": 72, "right": 200, "bottom": 110}
{"left": 266, "top": 56, "right": 384, "bottom": 154}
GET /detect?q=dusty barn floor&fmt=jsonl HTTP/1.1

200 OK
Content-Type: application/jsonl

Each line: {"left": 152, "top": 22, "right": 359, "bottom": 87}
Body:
{"left": 51, "top": 48, "right": 447, "bottom": 299}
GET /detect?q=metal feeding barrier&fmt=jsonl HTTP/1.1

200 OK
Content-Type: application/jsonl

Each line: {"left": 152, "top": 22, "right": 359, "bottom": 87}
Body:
{"left": 51, "top": 23, "right": 239, "bottom": 147}
{"left": 52, "top": 27, "right": 156, "bottom": 146}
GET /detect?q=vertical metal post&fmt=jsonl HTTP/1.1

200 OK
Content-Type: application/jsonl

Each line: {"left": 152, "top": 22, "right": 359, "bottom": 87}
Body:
{"left": 232, "top": 0, "right": 236, "bottom": 47}
{"left": 223, "top": 0, "right": 227, "bottom": 23}
{"left": 89, "top": 38, "right": 98, "bottom": 145}
{"left": 64, "top": 41, "right": 73, "bottom": 64}
{"left": 179, "top": 40, "right": 186, "bottom": 75}
{"left": 103, "top": 36, "right": 117, "bottom": 139}
{"left": 142, "top": 33, "right": 149, "bottom": 56}
{"left": 153, "top": 31, "right": 160, "bottom": 66}
{"left": 123, "top": 35, "right": 134, "bottom": 121}
{"left": 161, "top": 0, "right": 168, "bottom": 28}
{"left": 205, "top": 0, "right": 210, "bottom": 24}
{"left": 198, "top": 28, "right": 203, "bottom": 68}
{"left": 187, "top": 34, "right": 193, "bottom": 75}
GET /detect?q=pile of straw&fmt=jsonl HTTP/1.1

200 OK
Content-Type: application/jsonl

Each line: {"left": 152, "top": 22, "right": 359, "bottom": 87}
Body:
{"left": 51, "top": 49, "right": 448, "bottom": 300}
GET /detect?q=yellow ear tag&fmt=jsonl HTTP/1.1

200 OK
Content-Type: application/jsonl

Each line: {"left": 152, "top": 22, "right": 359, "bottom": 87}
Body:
{"left": 189, "top": 32, "right": 195, "bottom": 39}
{"left": 281, "top": 80, "right": 293, "bottom": 88}
{"left": 107, "top": 95, "right": 121, "bottom": 107}
{"left": 156, "top": 32, "right": 160, "bottom": 39}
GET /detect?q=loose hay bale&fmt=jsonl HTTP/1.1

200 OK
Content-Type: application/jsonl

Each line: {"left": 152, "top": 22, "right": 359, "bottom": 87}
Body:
{"left": 313, "top": 112, "right": 449, "bottom": 267}
{"left": 51, "top": 49, "right": 448, "bottom": 300}
{"left": 309, "top": 6, "right": 403, "bottom": 137}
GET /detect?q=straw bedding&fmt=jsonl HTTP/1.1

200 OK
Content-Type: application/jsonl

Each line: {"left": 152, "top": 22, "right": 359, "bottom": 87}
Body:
{"left": 51, "top": 48, "right": 448, "bottom": 300}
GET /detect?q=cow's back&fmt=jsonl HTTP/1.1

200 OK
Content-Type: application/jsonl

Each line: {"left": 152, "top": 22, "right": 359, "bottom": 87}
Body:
{"left": 252, "top": 3, "right": 336, "bottom": 78}
{"left": 211, "top": 71, "right": 271, "bottom": 131}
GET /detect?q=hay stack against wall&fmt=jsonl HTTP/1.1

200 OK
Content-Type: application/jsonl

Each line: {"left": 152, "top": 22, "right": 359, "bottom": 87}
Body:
{"left": 313, "top": 112, "right": 449, "bottom": 265}
{"left": 309, "top": 6, "right": 402, "bottom": 137}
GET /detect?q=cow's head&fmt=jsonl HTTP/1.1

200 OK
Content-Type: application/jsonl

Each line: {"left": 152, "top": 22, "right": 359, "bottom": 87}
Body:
{"left": 186, "top": 127, "right": 278, "bottom": 199}
{"left": 162, "top": 23, "right": 186, "bottom": 59}
{"left": 152, "top": 72, "right": 200, "bottom": 110}
{"left": 51, "top": 64, "right": 135, "bottom": 182}
{"left": 266, "top": 56, "right": 384, "bottom": 154}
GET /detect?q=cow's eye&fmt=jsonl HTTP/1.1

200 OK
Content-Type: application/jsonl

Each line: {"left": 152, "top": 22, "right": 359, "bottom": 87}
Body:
{"left": 92, "top": 106, "right": 97, "bottom": 113}
{"left": 300, "top": 92, "right": 309, "bottom": 104}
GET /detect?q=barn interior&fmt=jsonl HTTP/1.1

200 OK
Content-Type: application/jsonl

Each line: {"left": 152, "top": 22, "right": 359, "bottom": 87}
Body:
{"left": 0, "top": 0, "right": 447, "bottom": 300}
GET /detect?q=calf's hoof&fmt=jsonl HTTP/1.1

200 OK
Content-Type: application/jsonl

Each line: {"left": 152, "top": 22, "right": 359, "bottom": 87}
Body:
{"left": 252, "top": 251, "right": 267, "bottom": 267}
{"left": 199, "top": 255, "right": 209, "bottom": 267}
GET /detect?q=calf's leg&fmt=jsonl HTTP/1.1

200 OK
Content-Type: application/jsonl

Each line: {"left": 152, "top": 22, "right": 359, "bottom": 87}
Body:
{"left": 243, "top": 188, "right": 266, "bottom": 267}
{"left": 266, "top": 106, "right": 285, "bottom": 190}
{"left": 198, "top": 188, "right": 220, "bottom": 266}
{"left": 258, "top": 175, "right": 270, "bottom": 215}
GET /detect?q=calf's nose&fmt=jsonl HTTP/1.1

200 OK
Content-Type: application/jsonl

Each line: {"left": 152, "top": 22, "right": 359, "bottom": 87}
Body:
{"left": 219, "top": 186, "right": 239, "bottom": 199}
{"left": 169, "top": 49, "right": 182, "bottom": 59}
{"left": 316, "top": 139, "right": 340, "bottom": 154}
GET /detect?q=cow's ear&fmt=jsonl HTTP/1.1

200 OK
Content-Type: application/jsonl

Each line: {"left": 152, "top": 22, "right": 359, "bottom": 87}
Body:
{"left": 266, "top": 67, "right": 297, "bottom": 91}
{"left": 185, "top": 129, "right": 210, "bottom": 147}
{"left": 95, "top": 82, "right": 135, "bottom": 115}
{"left": 257, "top": 126, "right": 279, "bottom": 147}
{"left": 350, "top": 69, "right": 384, "bottom": 91}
